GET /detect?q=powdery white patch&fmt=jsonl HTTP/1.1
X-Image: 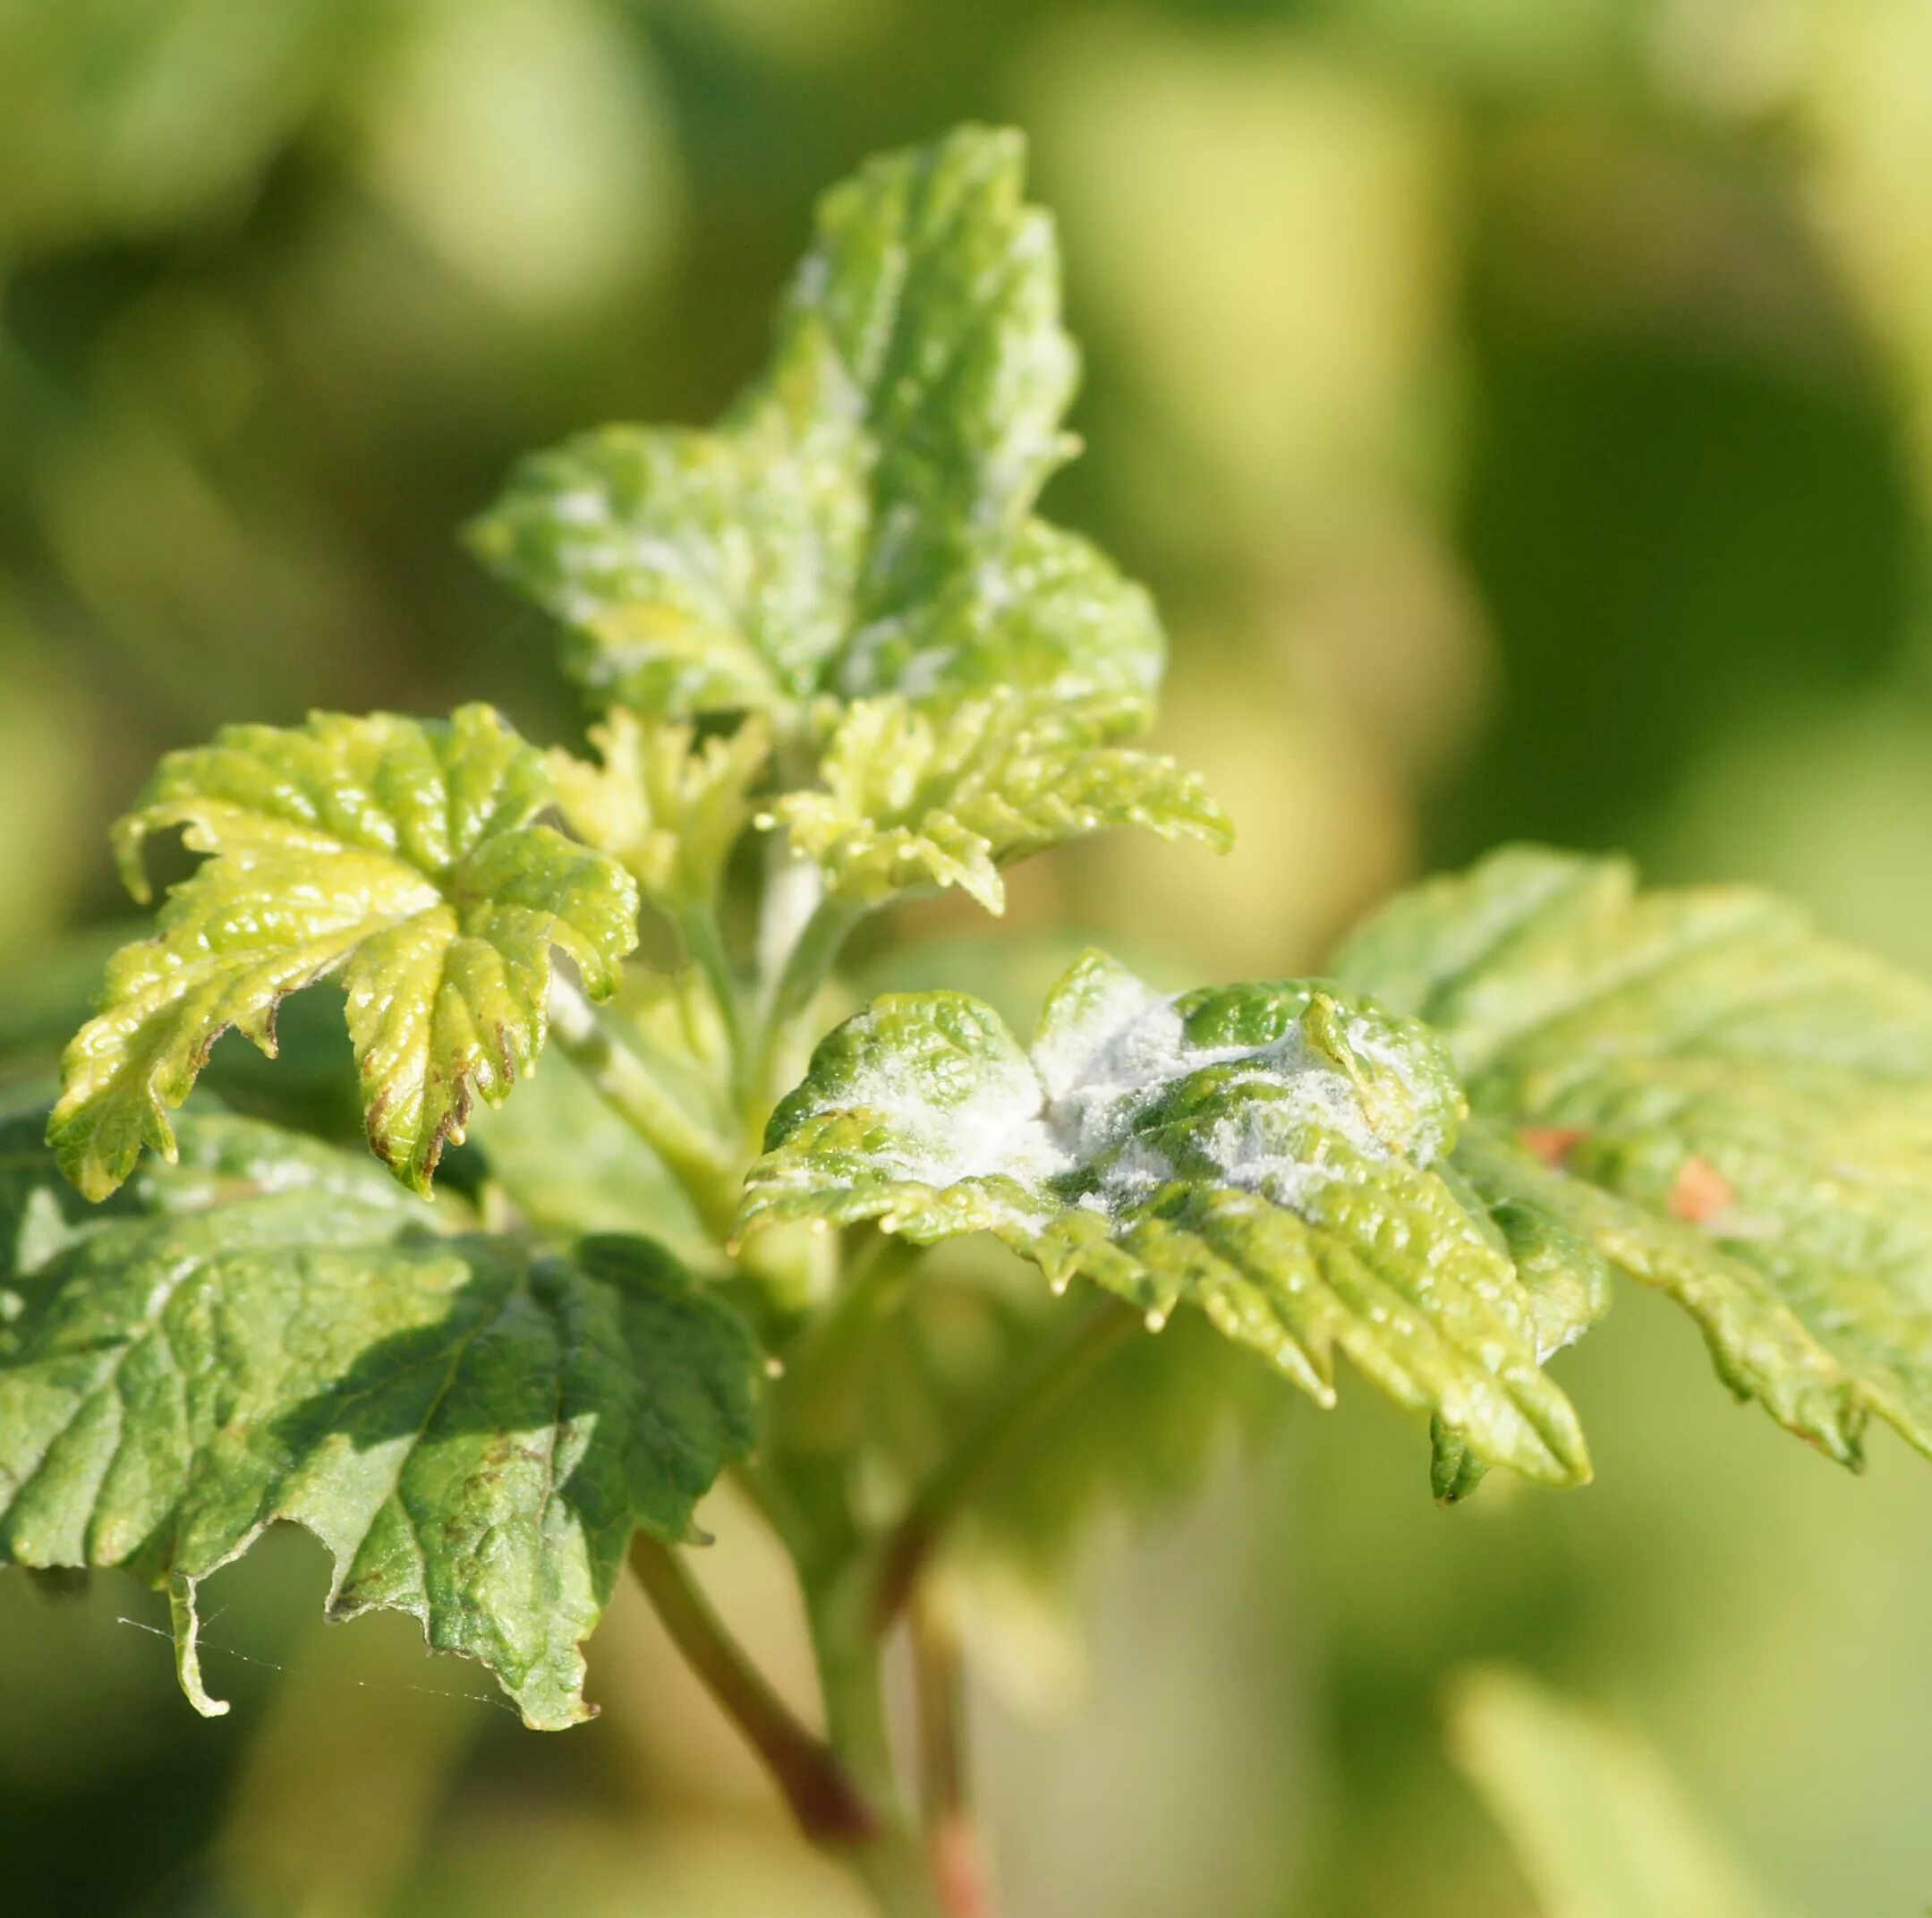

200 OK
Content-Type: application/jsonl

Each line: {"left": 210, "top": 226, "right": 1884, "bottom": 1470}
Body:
{"left": 789, "top": 1013, "right": 1069, "bottom": 1196}
{"left": 1026, "top": 959, "right": 1434, "bottom": 1222}
{"left": 1031, "top": 955, "right": 1170, "bottom": 1105}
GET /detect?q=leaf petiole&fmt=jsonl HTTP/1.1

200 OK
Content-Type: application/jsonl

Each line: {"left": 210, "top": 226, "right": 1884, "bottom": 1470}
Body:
{"left": 753, "top": 895, "right": 868, "bottom": 1107}
{"left": 626, "top": 1532, "right": 876, "bottom": 1845}
{"left": 547, "top": 976, "right": 741, "bottom": 1240}
{"left": 674, "top": 899, "right": 753, "bottom": 1110}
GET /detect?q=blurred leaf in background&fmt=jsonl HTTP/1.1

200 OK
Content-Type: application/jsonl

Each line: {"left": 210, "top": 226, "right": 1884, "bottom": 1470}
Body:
{"left": 1449, "top": 1664, "right": 1794, "bottom": 1918}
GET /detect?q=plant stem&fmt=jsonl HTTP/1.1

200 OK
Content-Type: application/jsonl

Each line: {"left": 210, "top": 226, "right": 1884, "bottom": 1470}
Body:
{"left": 871, "top": 1294, "right": 1140, "bottom": 1629}
{"left": 675, "top": 901, "right": 750, "bottom": 1108}
{"left": 913, "top": 1591, "right": 998, "bottom": 1918}
{"left": 548, "top": 976, "right": 740, "bottom": 1239}
{"left": 626, "top": 1533, "right": 874, "bottom": 1846}
{"left": 808, "top": 1571, "right": 949, "bottom": 1918}
{"left": 754, "top": 896, "right": 866, "bottom": 1105}
{"left": 778, "top": 1232, "right": 921, "bottom": 1455}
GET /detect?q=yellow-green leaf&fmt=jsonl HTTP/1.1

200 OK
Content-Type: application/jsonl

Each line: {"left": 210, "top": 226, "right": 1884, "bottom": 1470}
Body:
{"left": 764, "top": 691, "right": 1230, "bottom": 914}
{"left": 548, "top": 708, "right": 770, "bottom": 915}
{"left": 467, "top": 126, "right": 1165, "bottom": 717}
{"left": 1449, "top": 1666, "right": 1793, "bottom": 1918}
{"left": 50, "top": 704, "right": 640, "bottom": 1200}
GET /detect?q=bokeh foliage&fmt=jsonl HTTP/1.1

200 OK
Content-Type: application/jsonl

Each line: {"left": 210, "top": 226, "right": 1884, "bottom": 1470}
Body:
{"left": 4, "top": 2, "right": 1932, "bottom": 1915}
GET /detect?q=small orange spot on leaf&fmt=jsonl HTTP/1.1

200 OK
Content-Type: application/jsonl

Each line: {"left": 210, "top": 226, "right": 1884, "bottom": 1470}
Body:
{"left": 1519, "top": 1126, "right": 1587, "bottom": 1167}
{"left": 1669, "top": 1155, "right": 1734, "bottom": 1224}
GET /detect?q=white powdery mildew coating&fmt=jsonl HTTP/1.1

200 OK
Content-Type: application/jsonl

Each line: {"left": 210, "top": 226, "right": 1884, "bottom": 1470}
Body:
{"left": 1030, "top": 960, "right": 1428, "bottom": 1220}
{"left": 787, "top": 1020, "right": 1070, "bottom": 1197}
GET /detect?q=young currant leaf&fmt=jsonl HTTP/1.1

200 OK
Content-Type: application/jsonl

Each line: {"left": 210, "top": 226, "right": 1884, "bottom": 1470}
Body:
{"left": 1335, "top": 845, "right": 1932, "bottom": 1470}
{"left": 762, "top": 691, "right": 1230, "bottom": 914}
{"left": 738, "top": 952, "right": 1590, "bottom": 1487}
{"left": 48, "top": 704, "right": 641, "bottom": 1200}
{"left": 0, "top": 1107, "right": 759, "bottom": 1729}
{"left": 548, "top": 708, "right": 770, "bottom": 915}
{"left": 467, "top": 125, "right": 1166, "bottom": 717}
{"left": 1448, "top": 1666, "right": 1792, "bottom": 1918}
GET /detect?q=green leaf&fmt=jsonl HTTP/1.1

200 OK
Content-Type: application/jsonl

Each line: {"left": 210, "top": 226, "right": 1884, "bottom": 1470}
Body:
{"left": 1448, "top": 1665, "right": 1792, "bottom": 1918}
{"left": 763, "top": 692, "right": 1230, "bottom": 914}
{"left": 467, "top": 125, "right": 1165, "bottom": 716}
{"left": 49, "top": 704, "right": 641, "bottom": 1201}
{"left": 1336, "top": 845, "right": 1932, "bottom": 1470}
{"left": 740, "top": 952, "right": 1590, "bottom": 1487}
{"left": 548, "top": 708, "right": 770, "bottom": 915}
{"left": 0, "top": 1108, "right": 759, "bottom": 1729}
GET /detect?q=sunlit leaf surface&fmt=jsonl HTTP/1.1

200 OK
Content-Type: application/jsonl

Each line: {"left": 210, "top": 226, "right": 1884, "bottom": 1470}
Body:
{"left": 1338, "top": 845, "right": 1932, "bottom": 1469}
{"left": 468, "top": 126, "right": 1166, "bottom": 715}
{"left": 548, "top": 707, "right": 770, "bottom": 916}
{"left": 765, "top": 691, "right": 1230, "bottom": 914}
{"left": 741, "top": 951, "right": 1589, "bottom": 1485}
{"left": 50, "top": 704, "right": 640, "bottom": 1199}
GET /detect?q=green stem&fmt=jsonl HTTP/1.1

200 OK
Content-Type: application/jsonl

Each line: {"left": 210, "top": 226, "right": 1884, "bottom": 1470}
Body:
{"left": 913, "top": 1591, "right": 996, "bottom": 1918}
{"left": 676, "top": 901, "right": 751, "bottom": 1110}
{"left": 628, "top": 1534, "right": 875, "bottom": 1845}
{"left": 754, "top": 897, "right": 866, "bottom": 1106}
{"left": 808, "top": 1570, "right": 949, "bottom": 1918}
{"left": 871, "top": 1295, "right": 1140, "bottom": 1629}
{"left": 548, "top": 976, "right": 740, "bottom": 1240}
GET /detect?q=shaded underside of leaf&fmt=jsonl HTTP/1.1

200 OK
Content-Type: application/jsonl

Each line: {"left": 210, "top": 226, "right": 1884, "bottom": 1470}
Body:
{"left": 1336, "top": 844, "right": 1932, "bottom": 1469}
{"left": 1, "top": 1109, "right": 757, "bottom": 1727}
{"left": 741, "top": 951, "right": 1591, "bottom": 1487}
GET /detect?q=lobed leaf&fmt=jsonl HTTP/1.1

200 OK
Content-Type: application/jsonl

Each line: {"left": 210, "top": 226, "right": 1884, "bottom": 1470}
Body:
{"left": 739, "top": 952, "right": 1590, "bottom": 1487}
{"left": 764, "top": 691, "right": 1230, "bottom": 914}
{"left": 548, "top": 707, "right": 770, "bottom": 915}
{"left": 468, "top": 126, "right": 1165, "bottom": 717}
{"left": 49, "top": 704, "right": 640, "bottom": 1200}
{"left": 1336, "top": 845, "right": 1932, "bottom": 1470}
{"left": 0, "top": 1107, "right": 759, "bottom": 1728}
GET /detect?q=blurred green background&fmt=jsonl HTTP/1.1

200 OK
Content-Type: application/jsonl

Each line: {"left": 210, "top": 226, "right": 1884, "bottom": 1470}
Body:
{"left": 4, "top": 1, "right": 1932, "bottom": 1914}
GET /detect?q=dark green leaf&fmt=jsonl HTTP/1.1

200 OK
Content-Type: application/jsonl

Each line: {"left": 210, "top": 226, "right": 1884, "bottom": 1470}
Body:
{"left": 2, "top": 1109, "right": 758, "bottom": 1728}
